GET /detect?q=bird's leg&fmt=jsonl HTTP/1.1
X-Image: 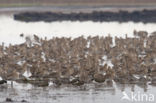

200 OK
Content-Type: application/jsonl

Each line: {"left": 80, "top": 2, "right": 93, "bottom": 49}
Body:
{"left": 11, "top": 81, "right": 13, "bottom": 88}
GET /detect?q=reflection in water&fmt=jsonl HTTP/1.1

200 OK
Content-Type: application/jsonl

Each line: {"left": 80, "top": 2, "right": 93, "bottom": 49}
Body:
{"left": 0, "top": 82, "right": 156, "bottom": 103}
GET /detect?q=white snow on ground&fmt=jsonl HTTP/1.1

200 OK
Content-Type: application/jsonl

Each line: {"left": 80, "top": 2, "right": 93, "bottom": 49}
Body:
{"left": 0, "top": 15, "right": 156, "bottom": 46}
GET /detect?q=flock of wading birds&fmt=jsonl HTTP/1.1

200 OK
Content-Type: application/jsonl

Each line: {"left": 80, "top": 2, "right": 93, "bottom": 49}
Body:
{"left": 0, "top": 30, "right": 156, "bottom": 87}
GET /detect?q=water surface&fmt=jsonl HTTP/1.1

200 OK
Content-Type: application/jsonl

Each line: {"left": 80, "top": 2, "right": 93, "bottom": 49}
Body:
{"left": 0, "top": 14, "right": 156, "bottom": 103}
{"left": 0, "top": 15, "right": 156, "bottom": 45}
{"left": 0, "top": 82, "right": 156, "bottom": 103}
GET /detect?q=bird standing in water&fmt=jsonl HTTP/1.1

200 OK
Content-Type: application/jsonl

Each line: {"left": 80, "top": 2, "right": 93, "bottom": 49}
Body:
{"left": 1, "top": 67, "right": 19, "bottom": 87}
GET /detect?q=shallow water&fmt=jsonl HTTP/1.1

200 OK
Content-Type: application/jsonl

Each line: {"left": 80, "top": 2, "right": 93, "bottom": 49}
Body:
{"left": 0, "top": 82, "right": 156, "bottom": 103}
{"left": 0, "top": 14, "right": 156, "bottom": 103}
{"left": 0, "top": 15, "right": 156, "bottom": 45}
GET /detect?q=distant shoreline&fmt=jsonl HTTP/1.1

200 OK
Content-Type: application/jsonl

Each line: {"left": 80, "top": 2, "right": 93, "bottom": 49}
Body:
{"left": 0, "top": 3, "right": 156, "bottom": 8}
{"left": 14, "top": 9, "right": 156, "bottom": 23}
{"left": 1, "top": 5, "right": 156, "bottom": 15}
